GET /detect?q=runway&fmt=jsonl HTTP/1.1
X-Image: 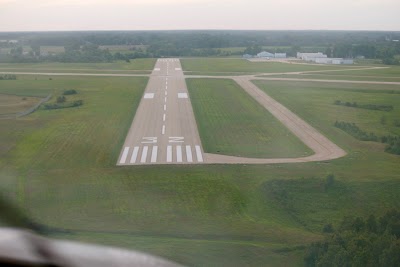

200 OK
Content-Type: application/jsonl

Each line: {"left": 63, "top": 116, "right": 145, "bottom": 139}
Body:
{"left": 117, "top": 59, "right": 204, "bottom": 165}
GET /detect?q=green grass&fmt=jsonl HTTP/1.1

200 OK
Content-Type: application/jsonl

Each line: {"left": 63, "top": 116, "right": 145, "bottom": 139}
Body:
{"left": 260, "top": 74, "right": 400, "bottom": 82}
{"left": 253, "top": 80, "right": 400, "bottom": 137}
{"left": 0, "top": 94, "right": 41, "bottom": 115}
{"left": 0, "top": 58, "right": 156, "bottom": 73}
{"left": 310, "top": 65, "right": 400, "bottom": 78}
{"left": 0, "top": 66, "right": 400, "bottom": 267}
{"left": 181, "top": 58, "right": 359, "bottom": 75}
{"left": 186, "top": 78, "right": 312, "bottom": 158}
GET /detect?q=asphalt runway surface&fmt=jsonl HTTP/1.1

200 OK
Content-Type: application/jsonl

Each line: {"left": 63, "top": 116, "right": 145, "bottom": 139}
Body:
{"left": 117, "top": 59, "right": 204, "bottom": 165}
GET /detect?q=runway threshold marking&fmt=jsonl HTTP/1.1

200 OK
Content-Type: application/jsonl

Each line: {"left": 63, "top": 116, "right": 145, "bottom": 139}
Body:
{"left": 119, "top": 147, "right": 130, "bottom": 164}
{"left": 195, "top": 145, "right": 203, "bottom": 162}
{"left": 186, "top": 145, "right": 193, "bottom": 162}
{"left": 140, "top": 146, "right": 148, "bottom": 163}
{"left": 167, "top": 145, "right": 172, "bottom": 162}
{"left": 176, "top": 146, "right": 183, "bottom": 162}
{"left": 151, "top": 146, "right": 158, "bottom": 163}
{"left": 130, "top": 146, "right": 139, "bottom": 163}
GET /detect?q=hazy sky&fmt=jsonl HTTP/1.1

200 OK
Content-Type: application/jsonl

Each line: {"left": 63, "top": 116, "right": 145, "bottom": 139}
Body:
{"left": 0, "top": 0, "right": 399, "bottom": 31}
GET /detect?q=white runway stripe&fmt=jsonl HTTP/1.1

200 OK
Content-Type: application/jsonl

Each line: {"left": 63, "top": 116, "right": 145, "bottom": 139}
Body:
{"left": 140, "top": 146, "right": 148, "bottom": 163}
{"left": 130, "top": 146, "right": 139, "bottom": 163}
{"left": 167, "top": 145, "right": 172, "bottom": 162}
{"left": 163, "top": 114, "right": 166, "bottom": 121}
{"left": 186, "top": 145, "right": 193, "bottom": 162}
{"left": 162, "top": 125, "right": 165, "bottom": 135}
{"left": 164, "top": 104, "right": 167, "bottom": 111}
{"left": 119, "top": 147, "right": 129, "bottom": 164}
{"left": 195, "top": 145, "right": 203, "bottom": 162}
{"left": 151, "top": 146, "right": 158, "bottom": 163}
{"left": 176, "top": 146, "right": 182, "bottom": 162}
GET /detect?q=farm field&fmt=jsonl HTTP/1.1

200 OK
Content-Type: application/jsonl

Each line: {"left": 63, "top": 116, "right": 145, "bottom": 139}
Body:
{"left": 0, "top": 59, "right": 156, "bottom": 73}
{"left": 181, "top": 58, "right": 362, "bottom": 75}
{"left": 0, "top": 62, "right": 399, "bottom": 267}
{"left": 186, "top": 78, "right": 312, "bottom": 158}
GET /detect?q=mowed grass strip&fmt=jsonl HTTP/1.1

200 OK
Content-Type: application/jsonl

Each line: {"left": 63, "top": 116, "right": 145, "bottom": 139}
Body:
{"left": 181, "top": 58, "right": 357, "bottom": 75}
{"left": 187, "top": 78, "right": 312, "bottom": 158}
{"left": 0, "top": 58, "right": 156, "bottom": 73}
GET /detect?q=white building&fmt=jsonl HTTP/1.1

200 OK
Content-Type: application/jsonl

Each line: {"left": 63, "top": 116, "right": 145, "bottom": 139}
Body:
{"left": 314, "top": 57, "right": 353, "bottom": 65}
{"left": 274, "top": 53, "right": 287, "bottom": 58}
{"left": 297, "top": 52, "right": 327, "bottom": 61}
{"left": 257, "top": 51, "right": 274, "bottom": 58}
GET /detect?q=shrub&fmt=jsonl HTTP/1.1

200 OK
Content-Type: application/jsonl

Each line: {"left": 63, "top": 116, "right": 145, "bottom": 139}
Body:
{"left": 63, "top": 89, "right": 77, "bottom": 95}
{"left": 56, "top": 96, "right": 66, "bottom": 103}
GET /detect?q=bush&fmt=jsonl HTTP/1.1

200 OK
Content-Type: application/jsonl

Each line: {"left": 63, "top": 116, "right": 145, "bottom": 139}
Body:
{"left": 0, "top": 74, "right": 17, "bottom": 80}
{"left": 44, "top": 100, "right": 83, "bottom": 110}
{"left": 56, "top": 96, "right": 66, "bottom": 103}
{"left": 334, "top": 100, "right": 393, "bottom": 112}
{"left": 63, "top": 89, "right": 77, "bottom": 95}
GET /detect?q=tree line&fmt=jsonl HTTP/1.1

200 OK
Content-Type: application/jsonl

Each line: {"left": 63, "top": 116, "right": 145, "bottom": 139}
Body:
{"left": 334, "top": 121, "right": 400, "bottom": 155}
{"left": 0, "top": 31, "right": 399, "bottom": 63}
{"left": 304, "top": 209, "right": 400, "bottom": 267}
{"left": 334, "top": 100, "right": 394, "bottom": 112}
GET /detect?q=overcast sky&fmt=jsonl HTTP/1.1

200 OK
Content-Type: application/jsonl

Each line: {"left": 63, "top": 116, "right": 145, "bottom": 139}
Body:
{"left": 0, "top": 0, "right": 399, "bottom": 31}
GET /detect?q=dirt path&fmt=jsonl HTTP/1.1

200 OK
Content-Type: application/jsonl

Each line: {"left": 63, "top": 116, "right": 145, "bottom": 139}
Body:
{"left": 203, "top": 77, "right": 347, "bottom": 164}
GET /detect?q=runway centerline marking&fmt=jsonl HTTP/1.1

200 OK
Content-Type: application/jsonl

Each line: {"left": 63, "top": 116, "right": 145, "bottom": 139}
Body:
{"left": 162, "top": 125, "right": 166, "bottom": 135}
{"left": 164, "top": 97, "right": 167, "bottom": 103}
{"left": 164, "top": 104, "right": 167, "bottom": 111}
{"left": 163, "top": 114, "right": 166, "bottom": 121}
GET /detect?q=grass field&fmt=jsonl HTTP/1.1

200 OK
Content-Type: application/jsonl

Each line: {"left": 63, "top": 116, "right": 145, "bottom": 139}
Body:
{"left": 261, "top": 73, "right": 400, "bottom": 82}
{"left": 186, "top": 78, "right": 312, "bottom": 158}
{"left": 0, "top": 94, "right": 41, "bottom": 115}
{"left": 0, "top": 62, "right": 399, "bottom": 267}
{"left": 253, "top": 80, "right": 400, "bottom": 137}
{"left": 181, "top": 58, "right": 359, "bottom": 75}
{"left": 0, "top": 59, "right": 156, "bottom": 73}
